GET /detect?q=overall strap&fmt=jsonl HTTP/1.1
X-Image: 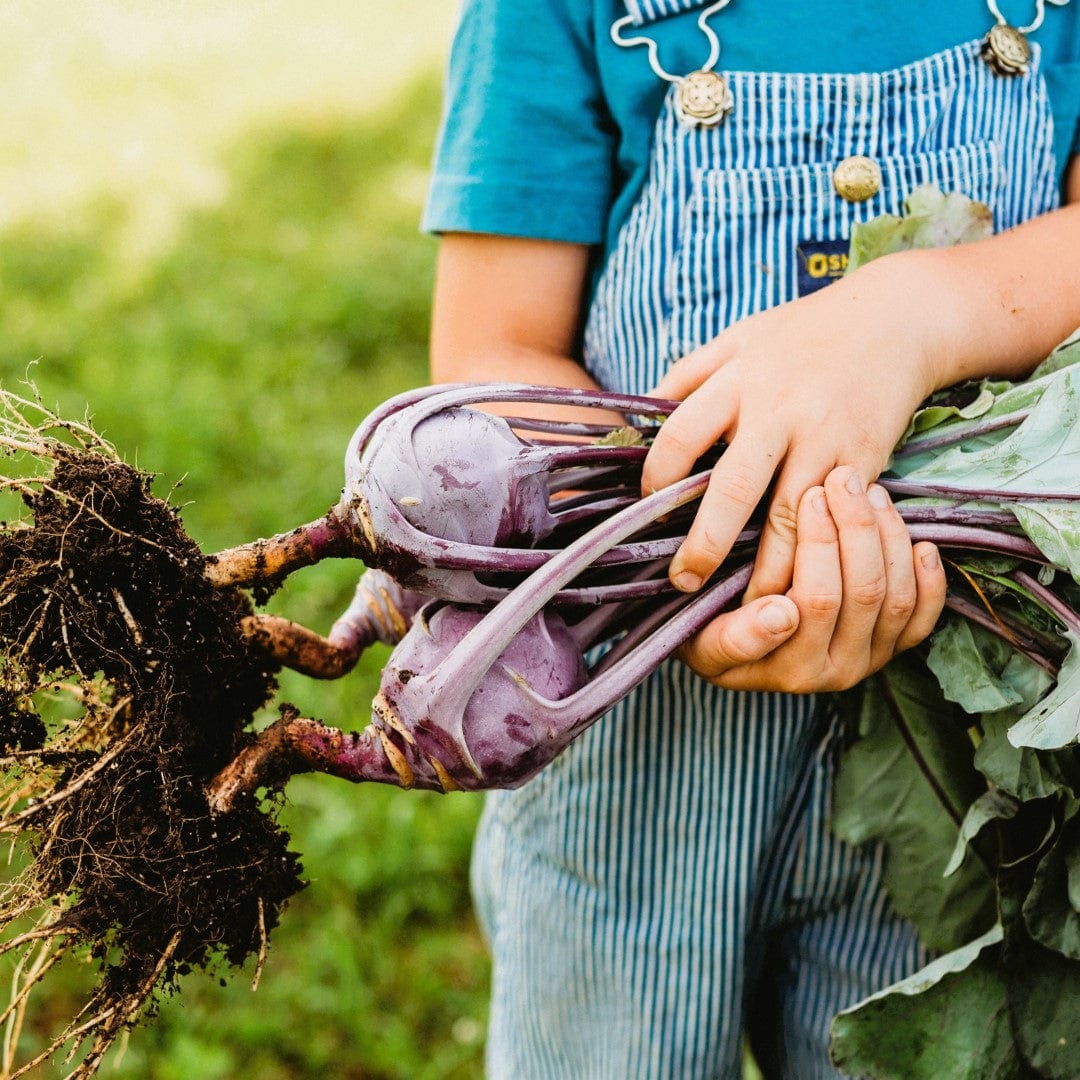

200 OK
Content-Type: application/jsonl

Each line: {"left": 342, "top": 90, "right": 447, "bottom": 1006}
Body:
{"left": 621, "top": 0, "right": 721, "bottom": 27}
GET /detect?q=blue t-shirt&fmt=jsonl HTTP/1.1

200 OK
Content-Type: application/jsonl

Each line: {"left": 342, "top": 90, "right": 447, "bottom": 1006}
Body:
{"left": 424, "top": 0, "right": 1080, "bottom": 255}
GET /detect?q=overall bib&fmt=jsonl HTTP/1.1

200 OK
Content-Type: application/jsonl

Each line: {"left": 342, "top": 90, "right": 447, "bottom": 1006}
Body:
{"left": 471, "top": 8, "right": 1061, "bottom": 1077}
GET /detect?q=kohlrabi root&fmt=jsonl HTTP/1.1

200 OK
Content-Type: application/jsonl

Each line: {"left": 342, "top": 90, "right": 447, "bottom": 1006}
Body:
{"left": 0, "top": 391, "right": 303, "bottom": 1078}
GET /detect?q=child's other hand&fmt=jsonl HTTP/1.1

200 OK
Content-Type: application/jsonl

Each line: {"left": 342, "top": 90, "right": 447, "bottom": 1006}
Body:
{"left": 642, "top": 255, "right": 943, "bottom": 601}
{"left": 678, "top": 467, "right": 945, "bottom": 692}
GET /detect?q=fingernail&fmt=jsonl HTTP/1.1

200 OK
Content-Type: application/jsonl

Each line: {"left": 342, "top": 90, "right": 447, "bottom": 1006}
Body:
{"left": 868, "top": 484, "right": 890, "bottom": 510}
{"left": 920, "top": 547, "right": 941, "bottom": 571}
{"left": 760, "top": 600, "right": 796, "bottom": 634}
{"left": 812, "top": 489, "right": 829, "bottom": 515}
{"left": 673, "top": 571, "right": 702, "bottom": 593}
{"left": 845, "top": 471, "right": 865, "bottom": 495}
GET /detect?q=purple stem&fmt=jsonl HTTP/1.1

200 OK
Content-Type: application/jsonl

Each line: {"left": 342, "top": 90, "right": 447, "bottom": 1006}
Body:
{"left": 586, "top": 590, "right": 695, "bottom": 673}
{"left": 943, "top": 593, "right": 1060, "bottom": 677}
{"left": 418, "top": 472, "right": 712, "bottom": 718}
{"left": 545, "top": 577, "right": 676, "bottom": 606}
{"left": 543, "top": 445, "right": 648, "bottom": 471}
{"left": 327, "top": 569, "right": 427, "bottom": 654}
{"left": 904, "top": 523, "right": 1046, "bottom": 562}
{"left": 1012, "top": 570, "right": 1080, "bottom": 637}
{"left": 892, "top": 410, "right": 1030, "bottom": 458}
{"left": 414, "top": 571, "right": 675, "bottom": 608}
{"left": 500, "top": 416, "right": 654, "bottom": 439}
{"left": 368, "top": 495, "right": 691, "bottom": 574}
{"left": 345, "top": 384, "right": 472, "bottom": 461}
{"left": 567, "top": 560, "right": 674, "bottom": 647}
{"left": 551, "top": 485, "right": 639, "bottom": 513}
{"left": 567, "top": 601, "right": 627, "bottom": 651}
{"left": 550, "top": 495, "right": 639, "bottom": 528}
{"left": 547, "top": 466, "right": 632, "bottom": 493}
{"left": 896, "top": 504, "right": 1019, "bottom": 529}
{"left": 404, "top": 382, "right": 680, "bottom": 422}
{"left": 547, "top": 564, "right": 754, "bottom": 725}
{"left": 881, "top": 478, "right": 1075, "bottom": 503}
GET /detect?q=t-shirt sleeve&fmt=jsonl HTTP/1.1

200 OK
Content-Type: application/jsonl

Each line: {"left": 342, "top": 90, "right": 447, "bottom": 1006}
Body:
{"left": 422, "top": 0, "right": 615, "bottom": 244}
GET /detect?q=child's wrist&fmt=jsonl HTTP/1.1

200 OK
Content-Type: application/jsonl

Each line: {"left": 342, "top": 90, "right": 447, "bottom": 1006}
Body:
{"left": 854, "top": 246, "right": 1020, "bottom": 392}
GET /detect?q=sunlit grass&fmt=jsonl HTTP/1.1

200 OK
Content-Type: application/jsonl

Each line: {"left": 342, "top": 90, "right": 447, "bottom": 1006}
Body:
{"left": 0, "top": 0, "right": 458, "bottom": 260}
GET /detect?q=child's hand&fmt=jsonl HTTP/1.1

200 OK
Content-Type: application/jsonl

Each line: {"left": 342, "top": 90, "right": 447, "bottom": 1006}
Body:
{"left": 642, "top": 256, "right": 944, "bottom": 601}
{"left": 677, "top": 467, "right": 945, "bottom": 692}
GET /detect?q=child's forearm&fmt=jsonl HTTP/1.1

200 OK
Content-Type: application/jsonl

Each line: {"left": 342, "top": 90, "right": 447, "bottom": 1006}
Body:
{"left": 430, "top": 234, "right": 623, "bottom": 425}
{"left": 864, "top": 194, "right": 1080, "bottom": 389}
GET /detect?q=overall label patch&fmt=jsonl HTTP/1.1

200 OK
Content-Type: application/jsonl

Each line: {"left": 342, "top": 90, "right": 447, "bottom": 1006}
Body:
{"left": 796, "top": 238, "right": 849, "bottom": 296}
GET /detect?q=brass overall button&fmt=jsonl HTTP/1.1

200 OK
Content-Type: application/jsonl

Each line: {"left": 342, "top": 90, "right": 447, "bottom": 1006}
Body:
{"left": 677, "top": 70, "right": 734, "bottom": 126}
{"left": 833, "top": 156, "right": 882, "bottom": 202}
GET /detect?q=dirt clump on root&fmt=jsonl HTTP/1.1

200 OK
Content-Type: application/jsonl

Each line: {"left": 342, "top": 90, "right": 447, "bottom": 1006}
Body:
{"left": 0, "top": 437, "right": 304, "bottom": 1076}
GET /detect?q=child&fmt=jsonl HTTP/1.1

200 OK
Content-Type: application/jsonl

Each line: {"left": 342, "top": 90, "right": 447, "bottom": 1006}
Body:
{"left": 423, "top": 2, "right": 1080, "bottom": 1075}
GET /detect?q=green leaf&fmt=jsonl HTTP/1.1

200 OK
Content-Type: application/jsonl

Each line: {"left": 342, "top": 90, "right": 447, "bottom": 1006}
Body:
{"left": 944, "top": 790, "right": 1020, "bottom": 878}
{"left": 927, "top": 619, "right": 1023, "bottom": 714}
{"left": 1012, "top": 501, "right": 1080, "bottom": 582}
{"left": 830, "top": 931, "right": 1024, "bottom": 1080}
{"left": 594, "top": 425, "right": 643, "bottom": 447}
{"left": 975, "top": 710, "right": 1075, "bottom": 801}
{"left": 1009, "top": 632, "right": 1080, "bottom": 750}
{"left": 847, "top": 922, "right": 1004, "bottom": 1005}
{"left": 1005, "top": 919, "right": 1080, "bottom": 1079}
{"left": 901, "top": 368, "right": 1080, "bottom": 500}
{"left": 833, "top": 656, "right": 996, "bottom": 951}
{"left": 899, "top": 386, "right": 997, "bottom": 445}
{"left": 1067, "top": 839, "right": 1080, "bottom": 912}
{"left": 847, "top": 186, "right": 993, "bottom": 273}
{"left": 899, "top": 348, "right": 1077, "bottom": 463}
{"left": 1029, "top": 332, "right": 1080, "bottom": 380}
{"left": 1023, "top": 804, "right": 1080, "bottom": 960}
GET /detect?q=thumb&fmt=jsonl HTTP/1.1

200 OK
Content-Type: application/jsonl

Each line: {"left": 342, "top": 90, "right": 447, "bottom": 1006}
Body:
{"left": 680, "top": 596, "right": 799, "bottom": 679}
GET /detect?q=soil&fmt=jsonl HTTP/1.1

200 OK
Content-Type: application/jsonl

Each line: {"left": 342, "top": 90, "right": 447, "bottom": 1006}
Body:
{"left": 0, "top": 445, "right": 305, "bottom": 1064}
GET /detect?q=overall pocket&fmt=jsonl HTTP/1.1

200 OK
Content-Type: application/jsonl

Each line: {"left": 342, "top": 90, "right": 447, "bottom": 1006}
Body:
{"left": 664, "top": 140, "right": 1002, "bottom": 362}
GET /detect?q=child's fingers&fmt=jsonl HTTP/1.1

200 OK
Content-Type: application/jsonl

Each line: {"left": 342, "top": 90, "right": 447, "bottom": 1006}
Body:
{"left": 864, "top": 483, "right": 920, "bottom": 665}
{"left": 821, "top": 468, "right": 887, "bottom": 674}
{"left": 894, "top": 542, "right": 947, "bottom": 654}
{"left": 663, "top": 431, "right": 783, "bottom": 592}
{"left": 641, "top": 374, "right": 740, "bottom": 501}
{"left": 769, "top": 485, "right": 844, "bottom": 674}
{"left": 651, "top": 336, "right": 737, "bottom": 402}
{"left": 743, "top": 452, "right": 846, "bottom": 602}
{"left": 715, "top": 485, "right": 843, "bottom": 692}
{"left": 677, "top": 595, "right": 799, "bottom": 679}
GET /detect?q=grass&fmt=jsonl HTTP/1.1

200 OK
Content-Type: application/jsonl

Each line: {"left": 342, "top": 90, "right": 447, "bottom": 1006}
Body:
{"left": 0, "top": 76, "right": 489, "bottom": 1078}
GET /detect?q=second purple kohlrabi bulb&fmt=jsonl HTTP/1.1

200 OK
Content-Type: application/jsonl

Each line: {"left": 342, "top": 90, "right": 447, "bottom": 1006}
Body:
{"left": 374, "top": 601, "right": 588, "bottom": 790}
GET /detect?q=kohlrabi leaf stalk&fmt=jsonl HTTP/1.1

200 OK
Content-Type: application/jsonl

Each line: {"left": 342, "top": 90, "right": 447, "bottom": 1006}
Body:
{"left": 212, "top": 344, "right": 1080, "bottom": 807}
{"left": 206, "top": 385, "right": 679, "bottom": 594}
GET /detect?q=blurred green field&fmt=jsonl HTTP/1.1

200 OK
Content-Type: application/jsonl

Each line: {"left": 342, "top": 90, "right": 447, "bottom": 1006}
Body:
{"left": 0, "top": 76, "right": 489, "bottom": 1078}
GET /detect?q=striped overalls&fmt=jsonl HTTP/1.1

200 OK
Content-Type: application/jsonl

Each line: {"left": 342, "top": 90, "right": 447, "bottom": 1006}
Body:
{"left": 471, "top": 8, "right": 1060, "bottom": 1076}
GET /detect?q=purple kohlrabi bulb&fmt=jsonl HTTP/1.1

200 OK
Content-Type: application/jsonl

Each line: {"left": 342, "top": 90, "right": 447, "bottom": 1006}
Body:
{"left": 372, "top": 601, "right": 587, "bottom": 791}
{"left": 348, "top": 407, "right": 556, "bottom": 549}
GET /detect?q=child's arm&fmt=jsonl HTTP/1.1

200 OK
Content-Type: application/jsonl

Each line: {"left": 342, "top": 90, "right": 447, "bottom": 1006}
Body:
{"left": 431, "top": 236, "right": 603, "bottom": 405}
{"left": 431, "top": 233, "right": 946, "bottom": 691}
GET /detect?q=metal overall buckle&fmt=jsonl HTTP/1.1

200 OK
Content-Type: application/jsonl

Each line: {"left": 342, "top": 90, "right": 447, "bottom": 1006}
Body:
{"left": 981, "top": 0, "right": 1071, "bottom": 76}
{"left": 611, "top": 0, "right": 735, "bottom": 127}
